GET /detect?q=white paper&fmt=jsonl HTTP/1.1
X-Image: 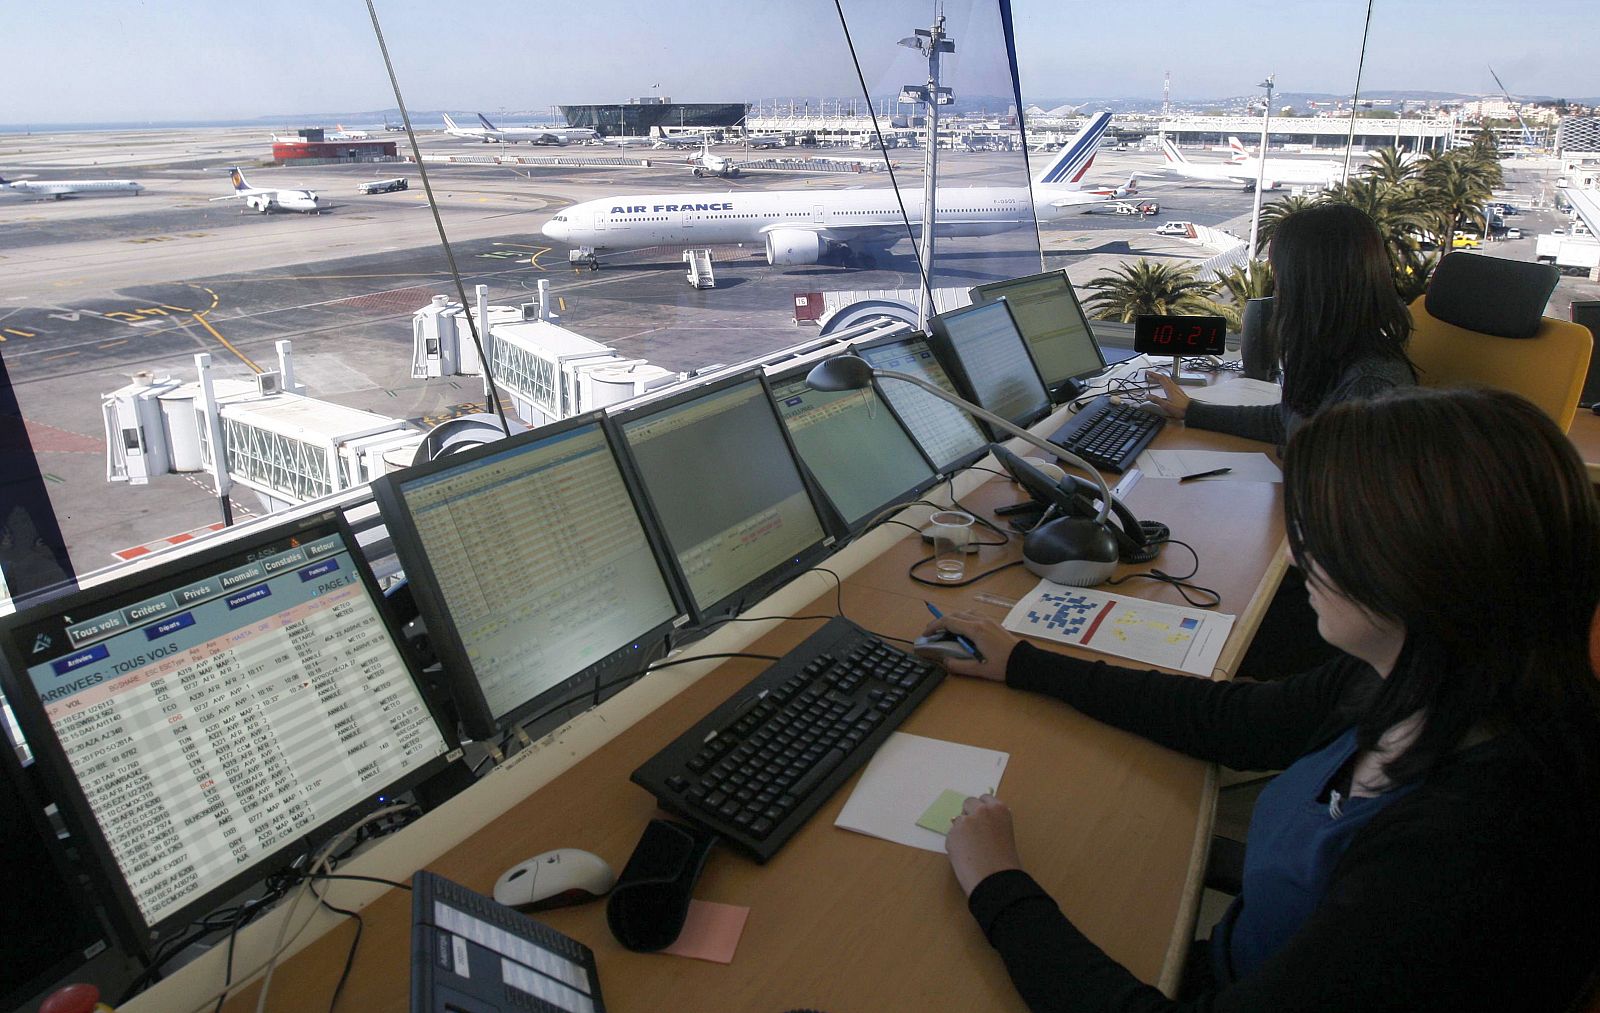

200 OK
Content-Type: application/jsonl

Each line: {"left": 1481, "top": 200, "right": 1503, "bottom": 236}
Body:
{"left": 1134, "top": 449, "right": 1283, "bottom": 483}
{"left": 1003, "top": 581, "right": 1236, "bottom": 677}
{"left": 1185, "top": 377, "right": 1283, "bottom": 407}
{"left": 834, "top": 732, "right": 1009, "bottom": 853}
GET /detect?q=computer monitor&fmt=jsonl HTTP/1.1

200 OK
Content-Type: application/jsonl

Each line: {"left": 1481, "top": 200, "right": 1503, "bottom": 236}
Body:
{"left": 372, "top": 415, "right": 686, "bottom": 742}
{"left": 850, "top": 331, "right": 991, "bottom": 474}
{"left": 968, "top": 270, "right": 1108, "bottom": 399}
{"left": 0, "top": 511, "right": 457, "bottom": 956}
{"left": 609, "top": 370, "right": 834, "bottom": 624}
{"left": 0, "top": 735, "right": 106, "bottom": 1010}
{"left": 765, "top": 363, "right": 939, "bottom": 535}
{"left": 926, "top": 300, "right": 1053, "bottom": 441}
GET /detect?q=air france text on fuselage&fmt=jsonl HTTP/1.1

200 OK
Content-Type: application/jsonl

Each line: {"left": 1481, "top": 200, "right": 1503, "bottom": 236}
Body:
{"left": 611, "top": 202, "right": 734, "bottom": 214}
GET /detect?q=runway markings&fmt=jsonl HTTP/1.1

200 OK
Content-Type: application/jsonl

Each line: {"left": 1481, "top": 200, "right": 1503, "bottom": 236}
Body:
{"left": 44, "top": 351, "right": 78, "bottom": 361}
{"left": 190, "top": 312, "right": 262, "bottom": 373}
{"left": 98, "top": 339, "right": 128, "bottom": 349}
{"left": 1, "top": 327, "right": 33, "bottom": 339}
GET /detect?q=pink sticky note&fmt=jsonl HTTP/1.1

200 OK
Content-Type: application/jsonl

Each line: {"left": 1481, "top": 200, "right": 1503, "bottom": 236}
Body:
{"left": 660, "top": 900, "right": 750, "bottom": 964}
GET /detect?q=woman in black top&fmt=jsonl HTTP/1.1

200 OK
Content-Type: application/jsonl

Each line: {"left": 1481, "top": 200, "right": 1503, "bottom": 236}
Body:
{"left": 926, "top": 387, "right": 1600, "bottom": 1012}
{"left": 1146, "top": 202, "right": 1415, "bottom": 446}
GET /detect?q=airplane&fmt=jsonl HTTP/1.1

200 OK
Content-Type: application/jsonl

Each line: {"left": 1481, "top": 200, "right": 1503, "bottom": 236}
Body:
{"left": 331, "top": 123, "right": 370, "bottom": 140}
{"left": 0, "top": 174, "right": 144, "bottom": 200}
{"left": 653, "top": 132, "right": 713, "bottom": 149}
{"left": 745, "top": 134, "right": 787, "bottom": 150}
{"left": 208, "top": 167, "right": 320, "bottom": 214}
{"left": 442, "top": 113, "right": 599, "bottom": 145}
{"left": 1151, "top": 137, "right": 1337, "bottom": 192}
{"left": 689, "top": 143, "right": 753, "bottom": 178}
{"left": 542, "top": 112, "right": 1126, "bottom": 268}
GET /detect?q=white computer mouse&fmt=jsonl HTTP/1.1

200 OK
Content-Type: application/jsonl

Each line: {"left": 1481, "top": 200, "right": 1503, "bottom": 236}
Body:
{"left": 492, "top": 848, "right": 616, "bottom": 911}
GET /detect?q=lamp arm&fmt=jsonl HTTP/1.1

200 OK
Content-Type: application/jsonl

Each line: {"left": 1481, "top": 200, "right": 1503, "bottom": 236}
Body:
{"left": 872, "top": 367, "right": 1113, "bottom": 525}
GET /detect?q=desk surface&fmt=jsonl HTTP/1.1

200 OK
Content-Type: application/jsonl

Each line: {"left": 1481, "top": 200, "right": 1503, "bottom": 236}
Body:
{"left": 174, "top": 413, "right": 1287, "bottom": 1013}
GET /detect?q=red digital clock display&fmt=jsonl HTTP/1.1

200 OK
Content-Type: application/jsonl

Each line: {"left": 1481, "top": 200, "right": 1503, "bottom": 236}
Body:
{"left": 1133, "top": 314, "right": 1228, "bottom": 356}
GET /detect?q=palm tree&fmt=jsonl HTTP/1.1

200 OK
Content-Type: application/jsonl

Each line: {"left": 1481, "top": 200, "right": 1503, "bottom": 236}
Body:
{"left": 1205, "top": 260, "right": 1274, "bottom": 330}
{"left": 1253, "top": 194, "right": 1322, "bottom": 254}
{"left": 1416, "top": 152, "right": 1494, "bottom": 244}
{"left": 1081, "top": 259, "right": 1219, "bottom": 322}
{"left": 1363, "top": 146, "right": 1419, "bottom": 187}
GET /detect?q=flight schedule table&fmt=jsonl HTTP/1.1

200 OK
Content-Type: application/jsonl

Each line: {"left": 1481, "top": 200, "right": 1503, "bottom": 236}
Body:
{"left": 20, "top": 538, "right": 449, "bottom": 929}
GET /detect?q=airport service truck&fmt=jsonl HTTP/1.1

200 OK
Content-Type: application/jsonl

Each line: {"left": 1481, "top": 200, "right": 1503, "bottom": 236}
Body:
{"left": 1536, "top": 233, "right": 1600, "bottom": 275}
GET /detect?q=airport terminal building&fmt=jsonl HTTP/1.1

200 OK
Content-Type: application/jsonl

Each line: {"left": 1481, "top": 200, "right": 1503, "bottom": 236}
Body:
{"left": 559, "top": 99, "right": 747, "bottom": 138}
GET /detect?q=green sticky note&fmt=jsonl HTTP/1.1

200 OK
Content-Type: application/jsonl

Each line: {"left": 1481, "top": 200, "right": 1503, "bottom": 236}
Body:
{"left": 917, "top": 788, "right": 970, "bottom": 835}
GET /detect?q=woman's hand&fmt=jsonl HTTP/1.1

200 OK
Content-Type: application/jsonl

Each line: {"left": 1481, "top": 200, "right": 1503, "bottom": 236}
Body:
{"left": 921, "top": 613, "right": 1018, "bottom": 681}
{"left": 946, "top": 794, "right": 1024, "bottom": 897}
{"left": 1143, "top": 370, "right": 1192, "bottom": 421}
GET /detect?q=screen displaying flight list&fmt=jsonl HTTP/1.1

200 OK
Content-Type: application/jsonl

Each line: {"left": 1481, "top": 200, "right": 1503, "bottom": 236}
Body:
{"left": 7, "top": 524, "right": 450, "bottom": 931}
{"left": 938, "top": 301, "right": 1052, "bottom": 428}
{"left": 770, "top": 374, "right": 935, "bottom": 529}
{"left": 393, "top": 423, "right": 680, "bottom": 724}
{"left": 855, "top": 335, "right": 990, "bottom": 472}
{"left": 620, "top": 379, "right": 828, "bottom": 614}
{"left": 971, "top": 273, "right": 1105, "bottom": 387}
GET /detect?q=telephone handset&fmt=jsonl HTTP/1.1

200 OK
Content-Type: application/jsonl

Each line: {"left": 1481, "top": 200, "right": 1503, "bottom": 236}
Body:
{"left": 992, "top": 446, "right": 1164, "bottom": 564}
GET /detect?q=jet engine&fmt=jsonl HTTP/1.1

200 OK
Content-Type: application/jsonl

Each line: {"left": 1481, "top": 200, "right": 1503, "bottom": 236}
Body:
{"left": 764, "top": 229, "right": 825, "bottom": 266}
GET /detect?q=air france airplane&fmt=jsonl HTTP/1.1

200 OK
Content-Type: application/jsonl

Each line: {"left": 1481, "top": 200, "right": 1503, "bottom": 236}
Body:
{"left": 1155, "top": 137, "right": 1337, "bottom": 192}
{"left": 0, "top": 174, "right": 144, "bottom": 200}
{"left": 208, "top": 167, "right": 320, "bottom": 214}
{"left": 543, "top": 112, "right": 1124, "bottom": 267}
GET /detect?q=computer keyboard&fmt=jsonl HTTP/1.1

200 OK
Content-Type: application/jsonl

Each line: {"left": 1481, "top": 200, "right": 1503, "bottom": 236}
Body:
{"left": 631, "top": 617, "right": 944, "bottom": 862}
{"left": 1048, "top": 394, "right": 1166, "bottom": 472}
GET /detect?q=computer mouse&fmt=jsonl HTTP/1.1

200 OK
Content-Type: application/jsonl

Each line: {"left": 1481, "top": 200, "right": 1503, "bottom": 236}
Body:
{"left": 912, "top": 631, "right": 981, "bottom": 662}
{"left": 492, "top": 848, "right": 616, "bottom": 911}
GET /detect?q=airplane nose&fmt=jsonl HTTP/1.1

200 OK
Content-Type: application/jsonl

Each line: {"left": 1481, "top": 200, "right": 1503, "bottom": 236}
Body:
{"left": 541, "top": 219, "right": 565, "bottom": 241}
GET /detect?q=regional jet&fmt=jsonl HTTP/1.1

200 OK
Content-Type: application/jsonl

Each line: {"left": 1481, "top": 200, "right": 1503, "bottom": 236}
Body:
{"left": 208, "top": 167, "right": 320, "bottom": 214}
{"left": 543, "top": 112, "right": 1124, "bottom": 268}
{"left": 0, "top": 174, "right": 144, "bottom": 200}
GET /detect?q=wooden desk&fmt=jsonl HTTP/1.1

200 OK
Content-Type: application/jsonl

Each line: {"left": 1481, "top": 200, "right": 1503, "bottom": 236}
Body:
{"left": 1567, "top": 408, "right": 1600, "bottom": 482}
{"left": 131, "top": 410, "right": 1287, "bottom": 1013}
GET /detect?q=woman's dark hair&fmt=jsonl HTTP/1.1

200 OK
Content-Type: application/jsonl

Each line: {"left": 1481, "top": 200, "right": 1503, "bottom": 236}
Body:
{"left": 1269, "top": 202, "right": 1414, "bottom": 416}
{"left": 1284, "top": 387, "right": 1600, "bottom": 785}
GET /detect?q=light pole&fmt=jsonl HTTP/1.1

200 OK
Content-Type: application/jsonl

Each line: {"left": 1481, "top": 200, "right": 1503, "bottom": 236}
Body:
{"left": 899, "top": 12, "right": 954, "bottom": 329}
{"left": 1245, "top": 75, "right": 1274, "bottom": 281}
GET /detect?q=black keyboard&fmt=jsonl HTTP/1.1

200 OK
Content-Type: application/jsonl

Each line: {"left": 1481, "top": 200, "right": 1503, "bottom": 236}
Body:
{"left": 631, "top": 617, "right": 944, "bottom": 862}
{"left": 1048, "top": 394, "right": 1165, "bottom": 472}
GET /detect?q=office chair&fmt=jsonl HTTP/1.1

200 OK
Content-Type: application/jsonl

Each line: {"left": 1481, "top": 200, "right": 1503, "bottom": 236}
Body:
{"left": 1406, "top": 253, "right": 1592, "bottom": 432}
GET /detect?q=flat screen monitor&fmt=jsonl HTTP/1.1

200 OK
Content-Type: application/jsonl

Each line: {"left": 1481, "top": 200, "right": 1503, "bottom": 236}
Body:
{"left": 609, "top": 371, "right": 833, "bottom": 624}
{"left": 926, "top": 300, "right": 1053, "bottom": 441}
{"left": 851, "top": 331, "right": 991, "bottom": 474}
{"left": 0, "top": 511, "right": 457, "bottom": 956}
{"left": 969, "top": 270, "right": 1108, "bottom": 398}
{"left": 372, "top": 415, "right": 686, "bottom": 741}
{"left": 766, "top": 364, "right": 938, "bottom": 534}
{"left": 0, "top": 738, "right": 105, "bottom": 1010}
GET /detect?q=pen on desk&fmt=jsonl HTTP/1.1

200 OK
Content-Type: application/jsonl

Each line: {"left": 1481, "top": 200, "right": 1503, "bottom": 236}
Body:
{"left": 924, "top": 601, "right": 944, "bottom": 620}
{"left": 1179, "top": 467, "right": 1232, "bottom": 483}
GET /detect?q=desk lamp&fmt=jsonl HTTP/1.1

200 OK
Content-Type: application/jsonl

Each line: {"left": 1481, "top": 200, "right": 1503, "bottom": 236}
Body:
{"left": 807, "top": 354, "right": 1120, "bottom": 585}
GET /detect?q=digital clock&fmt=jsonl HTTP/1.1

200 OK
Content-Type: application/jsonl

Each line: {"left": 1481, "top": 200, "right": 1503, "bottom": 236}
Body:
{"left": 1133, "top": 314, "right": 1229, "bottom": 356}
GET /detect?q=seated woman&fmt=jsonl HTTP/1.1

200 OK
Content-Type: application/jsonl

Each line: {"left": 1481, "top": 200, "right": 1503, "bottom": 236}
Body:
{"left": 926, "top": 387, "right": 1600, "bottom": 1012}
{"left": 1146, "top": 201, "right": 1416, "bottom": 446}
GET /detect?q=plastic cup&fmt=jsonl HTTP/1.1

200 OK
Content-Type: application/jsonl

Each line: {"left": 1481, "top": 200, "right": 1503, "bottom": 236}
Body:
{"left": 928, "top": 510, "right": 975, "bottom": 582}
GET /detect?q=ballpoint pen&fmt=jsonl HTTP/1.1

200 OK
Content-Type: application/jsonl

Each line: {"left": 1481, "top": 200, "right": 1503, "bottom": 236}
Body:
{"left": 1179, "top": 467, "right": 1232, "bottom": 483}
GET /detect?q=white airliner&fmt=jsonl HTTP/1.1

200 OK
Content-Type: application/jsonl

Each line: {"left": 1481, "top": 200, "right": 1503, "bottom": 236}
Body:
{"left": 208, "top": 167, "right": 320, "bottom": 214}
{"left": 1153, "top": 137, "right": 1336, "bottom": 192}
{"left": 689, "top": 144, "right": 751, "bottom": 178}
{"left": 652, "top": 133, "right": 713, "bottom": 149}
{"left": 543, "top": 112, "right": 1123, "bottom": 267}
{"left": 440, "top": 113, "right": 597, "bottom": 145}
{"left": 746, "top": 134, "right": 787, "bottom": 149}
{"left": 331, "top": 123, "right": 370, "bottom": 140}
{"left": 0, "top": 174, "right": 144, "bottom": 200}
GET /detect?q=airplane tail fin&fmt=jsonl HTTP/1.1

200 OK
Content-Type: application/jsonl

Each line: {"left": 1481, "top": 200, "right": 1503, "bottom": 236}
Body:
{"left": 443, "top": 113, "right": 461, "bottom": 131}
{"left": 1160, "top": 137, "right": 1188, "bottom": 165}
{"left": 477, "top": 113, "right": 498, "bottom": 130}
{"left": 226, "top": 166, "right": 250, "bottom": 192}
{"left": 1033, "top": 111, "right": 1113, "bottom": 188}
{"left": 1228, "top": 136, "right": 1250, "bottom": 161}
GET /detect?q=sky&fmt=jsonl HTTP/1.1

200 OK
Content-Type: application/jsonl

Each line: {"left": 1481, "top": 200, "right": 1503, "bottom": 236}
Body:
{"left": 0, "top": 0, "right": 1594, "bottom": 125}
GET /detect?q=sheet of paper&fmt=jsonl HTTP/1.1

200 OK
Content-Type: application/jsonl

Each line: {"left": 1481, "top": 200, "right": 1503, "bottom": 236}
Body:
{"left": 1003, "top": 581, "right": 1235, "bottom": 677}
{"left": 1185, "top": 377, "right": 1283, "bottom": 406}
{"left": 660, "top": 900, "right": 749, "bottom": 964}
{"left": 835, "top": 732, "right": 1008, "bottom": 853}
{"left": 1134, "top": 449, "right": 1283, "bottom": 483}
